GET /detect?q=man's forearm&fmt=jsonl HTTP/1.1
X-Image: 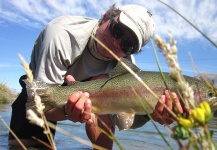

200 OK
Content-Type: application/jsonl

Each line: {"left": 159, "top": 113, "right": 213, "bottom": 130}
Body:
{"left": 45, "top": 106, "right": 66, "bottom": 121}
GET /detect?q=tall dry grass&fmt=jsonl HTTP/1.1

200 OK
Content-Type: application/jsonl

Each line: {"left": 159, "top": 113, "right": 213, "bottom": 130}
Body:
{"left": 0, "top": 83, "right": 16, "bottom": 104}
{"left": 1, "top": 1, "right": 217, "bottom": 150}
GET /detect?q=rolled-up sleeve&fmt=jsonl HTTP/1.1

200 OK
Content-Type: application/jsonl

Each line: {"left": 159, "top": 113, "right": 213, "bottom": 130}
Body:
{"left": 31, "top": 23, "right": 76, "bottom": 84}
{"left": 30, "top": 16, "right": 98, "bottom": 85}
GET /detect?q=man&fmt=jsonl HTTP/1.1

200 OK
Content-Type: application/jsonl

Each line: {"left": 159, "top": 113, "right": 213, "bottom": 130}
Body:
{"left": 9, "top": 4, "right": 184, "bottom": 149}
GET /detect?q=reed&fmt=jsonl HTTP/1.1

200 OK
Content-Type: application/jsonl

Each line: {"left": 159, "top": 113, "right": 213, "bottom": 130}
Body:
{"left": 154, "top": 34, "right": 217, "bottom": 149}
{"left": 1, "top": 1, "right": 216, "bottom": 150}
{"left": 0, "top": 83, "right": 16, "bottom": 104}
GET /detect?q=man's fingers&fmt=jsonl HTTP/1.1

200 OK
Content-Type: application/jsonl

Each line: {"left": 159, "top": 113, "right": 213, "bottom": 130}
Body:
{"left": 83, "top": 99, "right": 93, "bottom": 124}
{"left": 172, "top": 92, "right": 183, "bottom": 114}
{"left": 67, "top": 91, "right": 83, "bottom": 121}
{"left": 71, "top": 93, "right": 86, "bottom": 122}
{"left": 71, "top": 92, "right": 89, "bottom": 122}
{"left": 156, "top": 95, "right": 166, "bottom": 114}
{"left": 151, "top": 95, "right": 166, "bottom": 123}
{"left": 151, "top": 90, "right": 184, "bottom": 125}
{"left": 66, "top": 75, "right": 76, "bottom": 84}
{"left": 164, "top": 90, "right": 173, "bottom": 111}
{"left": 163, "top": 91, "right": 182, "bottom": 124}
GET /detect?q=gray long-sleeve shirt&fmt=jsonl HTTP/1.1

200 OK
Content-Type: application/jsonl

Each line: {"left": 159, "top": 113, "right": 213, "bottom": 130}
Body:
{"left": 30, "top": 16, "right": 117, "bottom": 84}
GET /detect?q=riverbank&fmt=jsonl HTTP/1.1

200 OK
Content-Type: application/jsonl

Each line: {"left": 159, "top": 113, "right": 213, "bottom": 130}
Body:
{"left": 0, "top": 83, "right": 17, "bottom": 104}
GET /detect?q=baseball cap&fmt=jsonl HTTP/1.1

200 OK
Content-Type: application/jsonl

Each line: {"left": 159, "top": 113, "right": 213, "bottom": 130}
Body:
{"left": 119, "top": 5, "right": 155, "bottom": 52}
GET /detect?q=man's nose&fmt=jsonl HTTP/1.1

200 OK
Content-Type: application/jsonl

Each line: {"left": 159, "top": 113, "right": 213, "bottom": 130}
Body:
{"left": 111, "top": 37, "right": 121, "bottom": 49}
{"left": 111, "top": 37, "right": 125, "bottom": 57}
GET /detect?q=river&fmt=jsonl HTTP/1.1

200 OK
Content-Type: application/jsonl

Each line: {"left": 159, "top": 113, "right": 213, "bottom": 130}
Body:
{"left": 0, "top": 104, "right": 217, "bottom": 150}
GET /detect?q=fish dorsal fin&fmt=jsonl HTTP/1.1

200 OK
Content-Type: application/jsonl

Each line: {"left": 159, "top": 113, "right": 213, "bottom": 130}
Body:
{"left": 109, "top": 58, "right": 141, "bottom": 78}
{"left": 169, "top": 73, "right": 178, "bottom": 82}
{"left": 113, "top": 111, "right": 135, "bottom": 130}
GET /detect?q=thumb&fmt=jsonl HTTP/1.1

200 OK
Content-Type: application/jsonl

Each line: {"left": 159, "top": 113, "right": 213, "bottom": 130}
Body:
{"left": 65, "top": 75, "right": 76, "bottom": 85}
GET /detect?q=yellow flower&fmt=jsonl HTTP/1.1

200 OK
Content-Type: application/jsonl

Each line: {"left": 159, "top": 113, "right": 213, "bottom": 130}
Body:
{"left": 200, "top": 101, "right": 212, "bottom": 123}
{"left": 195, "top": 107, "right": 205, "bottom": 124}
{"left": 179, "top": 117, "right": 194, "bottom": 129}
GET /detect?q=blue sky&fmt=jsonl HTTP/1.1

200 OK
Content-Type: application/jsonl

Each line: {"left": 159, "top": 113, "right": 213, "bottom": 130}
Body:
{"left": 0, "top": 0, "right": 217, "bottom": 92}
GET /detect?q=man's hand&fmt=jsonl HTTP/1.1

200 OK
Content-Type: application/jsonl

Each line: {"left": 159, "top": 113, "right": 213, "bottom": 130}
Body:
{"left": 64, "top": 75, "right": 93, "bottom": 124}
{"left": 150, "top": 90, "right": 184, "bottom": 125}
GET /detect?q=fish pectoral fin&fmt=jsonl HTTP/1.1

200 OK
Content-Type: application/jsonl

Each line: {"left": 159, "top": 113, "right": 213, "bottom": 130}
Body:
{"left": 113, "top": 111, "right": 135, "bottom": 131}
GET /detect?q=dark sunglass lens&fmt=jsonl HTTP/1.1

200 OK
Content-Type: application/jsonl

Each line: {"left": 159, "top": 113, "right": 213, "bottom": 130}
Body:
{"left": 121, "top": 40, "right": 134, "bottom": 55}
{"left": 109, "top": 17, "right": 124, "bottom": 39}
{"left": 109, "top": 16, "right": 135, "bottom": 54}
{"left": 112, "top": 25, "right": 124, "bottom": 38}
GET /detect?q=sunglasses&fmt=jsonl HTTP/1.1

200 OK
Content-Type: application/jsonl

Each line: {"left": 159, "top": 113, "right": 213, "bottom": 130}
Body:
{"left": 108, "top": 16, "right": 137, "bottom": 55}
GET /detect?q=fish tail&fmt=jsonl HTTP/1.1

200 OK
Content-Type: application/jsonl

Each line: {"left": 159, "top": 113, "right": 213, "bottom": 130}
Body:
{"left": 24, "top": 80, "right": 53, "bottom": 113}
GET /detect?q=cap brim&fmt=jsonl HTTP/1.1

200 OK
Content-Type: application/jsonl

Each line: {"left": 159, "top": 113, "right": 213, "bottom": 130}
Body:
{"left": 119, "top": 12, "right": 142, "bottom": 52}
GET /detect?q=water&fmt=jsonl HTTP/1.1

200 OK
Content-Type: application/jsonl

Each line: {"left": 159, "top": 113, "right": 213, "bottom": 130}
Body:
{"left": 0, "top": 104, "right": 217, "bottom": 150}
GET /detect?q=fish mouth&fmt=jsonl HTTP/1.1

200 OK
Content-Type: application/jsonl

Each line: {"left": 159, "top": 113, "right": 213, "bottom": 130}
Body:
{"left": 209, "top": 97, "right": 217, "bottom": 107}
{"left": 209, "top": 97, "right": 217, "bottom": 116}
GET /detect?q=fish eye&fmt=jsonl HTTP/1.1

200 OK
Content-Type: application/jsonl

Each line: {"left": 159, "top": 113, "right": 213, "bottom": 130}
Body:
{"left": 208, "top": 90, "right": 214, "bottom": 98}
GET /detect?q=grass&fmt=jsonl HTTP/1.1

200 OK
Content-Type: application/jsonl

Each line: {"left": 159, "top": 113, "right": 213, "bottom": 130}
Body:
{"left": 154, "top": 34, "right": 217, "bottom": 149}
{"left": 1, "top": 1, "right": 217, "bottom": 150}
{"left": 0, "top": 83, "right": 17, "bottom": 104}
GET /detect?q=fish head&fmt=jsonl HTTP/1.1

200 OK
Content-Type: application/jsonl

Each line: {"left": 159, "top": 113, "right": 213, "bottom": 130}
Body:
{"left": 203, "top": 85, "right": 217, "bottom": 116}
{"left": 196, "top": 75, "right": 217, "bottom": 112}
{"left": 209, "top": 97, "right": 217, "bottom": 116}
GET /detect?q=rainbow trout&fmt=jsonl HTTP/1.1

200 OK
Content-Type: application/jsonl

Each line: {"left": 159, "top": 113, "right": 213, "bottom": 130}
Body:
{"left": 25, "top": 60, "right": 217, "bottom": 129}
{"left": 26, "top": 72, "right": 217, "bottom": 114}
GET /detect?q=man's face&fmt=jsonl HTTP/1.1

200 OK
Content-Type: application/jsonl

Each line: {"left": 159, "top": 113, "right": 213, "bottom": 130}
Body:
{"left": 95, "top": 15, "right": 138, "bottom": 59}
